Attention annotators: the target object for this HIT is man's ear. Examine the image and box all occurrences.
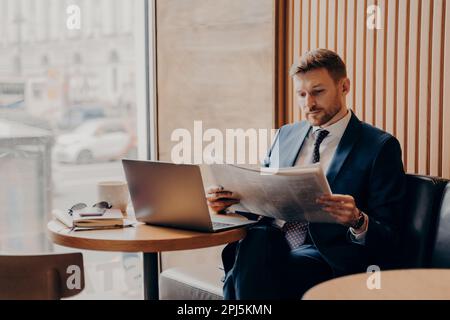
[342,78,351,95]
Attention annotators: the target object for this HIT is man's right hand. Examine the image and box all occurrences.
[206,185,240,214]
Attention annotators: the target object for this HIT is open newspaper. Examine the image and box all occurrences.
[208,163,337,223]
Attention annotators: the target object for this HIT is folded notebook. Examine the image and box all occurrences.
[72,208,124,227]
[53,208,132,230]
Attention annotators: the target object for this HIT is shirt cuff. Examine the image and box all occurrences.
[348,216,369,245]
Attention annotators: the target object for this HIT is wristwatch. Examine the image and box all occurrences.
[351,210,366,230]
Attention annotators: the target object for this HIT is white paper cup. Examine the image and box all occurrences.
[97,181,129,216]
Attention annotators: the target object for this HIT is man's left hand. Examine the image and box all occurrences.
[316,194,364,230]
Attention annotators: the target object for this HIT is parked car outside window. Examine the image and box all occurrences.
[53,118,136,164]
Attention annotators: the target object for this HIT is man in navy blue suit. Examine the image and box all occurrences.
[207,49,406,300]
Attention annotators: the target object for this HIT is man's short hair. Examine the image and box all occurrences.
[289,48,347,82]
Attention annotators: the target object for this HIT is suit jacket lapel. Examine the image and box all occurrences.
[326,112,362,187]
[281,122,312,167]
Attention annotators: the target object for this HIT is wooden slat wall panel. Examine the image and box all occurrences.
[355,0,366,121]
[443,0,450,178]
[418,0,432,175]
[346,0,357,114]
[285,0,450,179]
[292,0,301,122]
[287,0,296,124]
[292,0,302,122]
[430,0,444,177]
[319,0,328,48]
[396,0,409,170]
[301,0,311,52]
[336,0,347,60]
[385,0,397,136]
[406,0,420,173]
[328,0,337,51]
[310,0,319,49]
[365,0,376,125]
[384,1,399,135]
[375,0,387,130]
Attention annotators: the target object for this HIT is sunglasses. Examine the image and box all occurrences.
[68,201,112,216]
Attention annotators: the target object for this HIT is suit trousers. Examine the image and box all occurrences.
[222,223,334,300]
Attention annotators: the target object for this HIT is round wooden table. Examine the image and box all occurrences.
[47,220,246,300]
[302,269,450,300]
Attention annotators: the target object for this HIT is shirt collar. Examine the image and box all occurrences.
[312,109,352,140]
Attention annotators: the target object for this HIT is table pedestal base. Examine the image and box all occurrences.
[143,252,159,300]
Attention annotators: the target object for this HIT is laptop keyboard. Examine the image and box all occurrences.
[212,221,235,229]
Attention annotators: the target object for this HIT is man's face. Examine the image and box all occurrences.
[293,68,348,127]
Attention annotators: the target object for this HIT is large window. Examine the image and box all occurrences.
[0,0,148,299]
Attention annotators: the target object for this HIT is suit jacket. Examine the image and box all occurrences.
[262,111,406,276]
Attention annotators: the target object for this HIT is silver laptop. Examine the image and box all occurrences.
[122,159,257,232]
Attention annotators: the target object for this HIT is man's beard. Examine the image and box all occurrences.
[320,104,341,125]
[308,102,342,126]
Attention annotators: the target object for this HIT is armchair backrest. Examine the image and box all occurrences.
[431,182,450,267]
[399,175,448,268]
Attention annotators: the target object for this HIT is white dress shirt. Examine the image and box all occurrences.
[295,109,352,171]
[294,110,368,245]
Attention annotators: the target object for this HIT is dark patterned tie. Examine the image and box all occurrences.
[283,129,330,249]
[311,129,330,163]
